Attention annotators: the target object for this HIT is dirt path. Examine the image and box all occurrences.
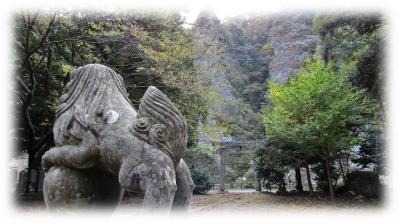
[190,192,381,212]
[16,191,381,212]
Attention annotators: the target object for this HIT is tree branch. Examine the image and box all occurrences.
[20,13,55,69]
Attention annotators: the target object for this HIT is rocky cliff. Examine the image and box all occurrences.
[193,12,320,144]
[193,10,237,144]
[268,15,320,83]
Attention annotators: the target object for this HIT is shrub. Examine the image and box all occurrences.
[192,169,213,194]
[244,183,255,189]
[184,145,219,183]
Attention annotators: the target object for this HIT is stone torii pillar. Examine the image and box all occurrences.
[219,147,226,192]
[218,143,243,192]
[217,139,267,192]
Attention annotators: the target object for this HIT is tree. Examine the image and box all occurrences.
[263,56,376,201]
[313,14,384,101]
[14,13,62,192]
[254,145,290,192]
[184,145,219,182]
[191,170,214,194]
[351,124,384,172]
[184,145,218,194]
[13,10,210,192]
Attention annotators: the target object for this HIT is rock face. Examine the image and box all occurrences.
[192,13,320,189]
[269,15,320,83]
[193,10,237,144]
[346,171,381,198]
[42,64,194,211]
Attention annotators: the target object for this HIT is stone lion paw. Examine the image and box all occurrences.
[41,148,57,170]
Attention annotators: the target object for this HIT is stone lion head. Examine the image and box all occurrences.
[53,64,136,146]
[131,86,188,167]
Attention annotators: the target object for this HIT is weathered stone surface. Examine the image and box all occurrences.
[43,166,123,210]
[17,169,28,193]
[172,160,195,210]
[10,169,18,192]
[38,170,45,192]
[42,64,194,211]
[193,10,237,145]
[346,171,380,198]
[269,15,319,83]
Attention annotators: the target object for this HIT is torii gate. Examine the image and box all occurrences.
[214,139,267,192]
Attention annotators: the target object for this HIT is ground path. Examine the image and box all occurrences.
[190,190,380,212]
[16,189,380,212]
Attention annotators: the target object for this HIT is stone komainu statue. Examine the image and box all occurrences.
[42,64,194,211]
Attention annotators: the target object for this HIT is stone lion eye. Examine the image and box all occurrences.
[149,124,168,143]
[133,117,150,134]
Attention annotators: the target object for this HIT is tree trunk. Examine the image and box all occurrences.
[305,164,314,194]
[44,44,52,99]
[219,148,225,192]
[295,167,303,192]
[255,173,261,191]
[338,157,348,186]
[34,168,40,192]
[325,146,335,202]
[25,152,34,193]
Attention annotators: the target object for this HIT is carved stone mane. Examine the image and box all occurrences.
[134,86,188,167]
[53,64,135,146]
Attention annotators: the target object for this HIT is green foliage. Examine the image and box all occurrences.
[261,56,378,196]
[184,145,219,185]
[191,169,213,194]
[312,15,335,33]
[244,183,255,189]
[254,146,289,187]
[311,162,339,192]
[264,56,374,159]
[312,14,385,174]
[313,14,384,101]
[351,124,384,172]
